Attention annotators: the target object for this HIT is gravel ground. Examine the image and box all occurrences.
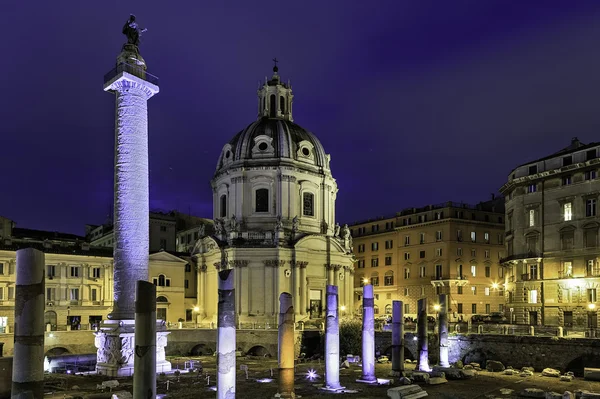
[41,356,600,398]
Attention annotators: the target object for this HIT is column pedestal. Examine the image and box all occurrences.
[95,320,171,377]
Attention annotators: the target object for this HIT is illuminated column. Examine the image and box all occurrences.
[198,266,207,318]
[293,265,300,316]
[390,300,404,376]
[416,298,430,372]
[438,294,450,367]
[358,284,376,383]
[133,281,156,399]
[217,269,236,398]
[12,248,45,399]
[277,293,295,398]
[104,62,158,320]
[300,264,307,315]
[324,285,343,390]
[349,271,355,313]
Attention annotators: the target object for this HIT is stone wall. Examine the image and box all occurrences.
[375,331,600,374]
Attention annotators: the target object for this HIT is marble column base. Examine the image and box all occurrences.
[94,319,171,377]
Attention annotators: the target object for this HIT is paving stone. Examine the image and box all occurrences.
[427,377,448,385]
[560,375,573,382]
[546,392,563,399]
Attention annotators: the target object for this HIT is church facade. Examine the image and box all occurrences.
[192,65,355,323]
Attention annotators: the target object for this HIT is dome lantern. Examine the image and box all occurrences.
[257,58,294,122]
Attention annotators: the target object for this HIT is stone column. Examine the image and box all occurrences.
[133,281,156,399]
[323,285,343,390]
[105,61,159,321]
[416,298,430,372]
[300,265,307,316]
[198,266,206,318]
[438,294,450,367]
[390,300,404,376]
[358,284,376,383]
[277,293,295,398]
[12,248,45,399]
[97,46,162,377]
[217,269,236,398]
[293,265,300,316]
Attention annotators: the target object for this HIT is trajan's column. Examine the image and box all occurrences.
[95,14,170,376]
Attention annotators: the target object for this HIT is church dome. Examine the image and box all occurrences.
[216,117,330,172]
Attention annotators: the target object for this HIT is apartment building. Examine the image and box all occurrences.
[350,199,505,319]
[0,215,194,331]
[500,138,600,327]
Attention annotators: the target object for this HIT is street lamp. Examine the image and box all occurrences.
[340,305,346,317]
[588,303,596,311]
[491,282,499,290]
[193,306,200,328]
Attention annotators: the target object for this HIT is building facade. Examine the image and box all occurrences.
[0,216,194,331]
[500,138,600,327]
[191,65,354,324]
[350,199,505,320]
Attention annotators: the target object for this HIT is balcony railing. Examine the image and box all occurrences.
[500,251,542,264]
[558,270,574,279]
[104,63,159,86]
[431,274,468,281]
[521,274,539,281]
[586,271,600,277]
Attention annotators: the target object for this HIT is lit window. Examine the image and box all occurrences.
[484,232,489,243]
[564,203,572,221]
[404,235,410,246]
[419,266,426,278]
[471,231,476,242]
[484,287,490,296]
[471,286,477,295]
[529,209,535,227]
[529,289,538,304]
[404,268,410,279]
[471,265,477,277]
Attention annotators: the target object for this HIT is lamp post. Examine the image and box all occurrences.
[193,306,199,328]
[340,305,346,318]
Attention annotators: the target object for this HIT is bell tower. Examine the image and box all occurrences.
[257,58,294,122]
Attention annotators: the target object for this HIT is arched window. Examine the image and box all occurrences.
[255,188,269,213]
[280,96,285,114]
[374,305,380,315]
[384,271,394,286]
[303,192,314,216]
[269,95,276,118]
[220,195,227,218]
[371,272,379,287]
[358,274,365,287]
[385,304,392,314]
[158,275,165,286]
[156,296,169,303]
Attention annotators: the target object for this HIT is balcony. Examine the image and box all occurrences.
[586,271,600,278]
[558,270,574,279]
[104,63,159,86]
[521,274,539,281]
[430,275,469,286]
[499,251,542,264]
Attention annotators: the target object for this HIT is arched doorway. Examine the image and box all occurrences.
[44,311,57,331]
[157,296,169,323]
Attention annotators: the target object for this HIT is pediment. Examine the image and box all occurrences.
[149,251,187,263]
[295,235,347,253]
[470,259,478,265]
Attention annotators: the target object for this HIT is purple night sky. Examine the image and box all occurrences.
[2,1,600,235]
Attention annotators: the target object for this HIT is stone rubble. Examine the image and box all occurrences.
[521,388,547,398]
[387,384,428,399]
[486,360,505,372]
[585,368,600,382]
[542,368,561,378]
